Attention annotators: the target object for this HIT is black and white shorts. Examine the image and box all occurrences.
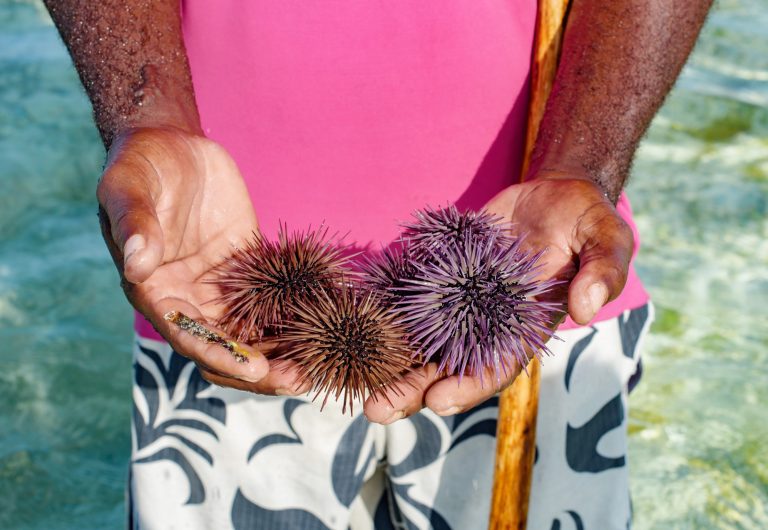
[129,303,653,529]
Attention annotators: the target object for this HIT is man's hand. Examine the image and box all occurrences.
[363,177,633,424]
[99,127,308,395]
[44,2,308,394]
[484,177,633,325]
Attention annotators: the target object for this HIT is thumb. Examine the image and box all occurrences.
[97,163,164,284]
[568,208,634,325]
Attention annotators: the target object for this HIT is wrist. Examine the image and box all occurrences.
[526,153,623,204]
[99,64,203,148]
[106,125,205,174]
[518,174,619,221]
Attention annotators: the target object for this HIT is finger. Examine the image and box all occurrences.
[96,162,164,283]
[363,364,441,425]
[198,360,312,396]
[569,209,634,325]
[145,296,270,383]
[425,361,523,416]
[257,360,314,395]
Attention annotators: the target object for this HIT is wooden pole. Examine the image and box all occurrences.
[488,1,570,529]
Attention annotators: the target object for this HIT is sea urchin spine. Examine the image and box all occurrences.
[359,245,418,302]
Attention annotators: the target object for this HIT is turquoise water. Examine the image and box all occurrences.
[0,0,765,528]
[626,1,768,527]
[0,1,132,528]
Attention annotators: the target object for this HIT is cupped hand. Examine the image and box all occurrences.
[364,176,633,424]
[98,127,309,395]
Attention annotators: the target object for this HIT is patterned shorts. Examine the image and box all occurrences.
[129,303,653,529]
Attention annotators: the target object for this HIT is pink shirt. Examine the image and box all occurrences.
[135,1,648,339]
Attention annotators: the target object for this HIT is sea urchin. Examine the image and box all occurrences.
[403,205,511,256]
[394,207,562,383]
[274,286,415,414]
[209,226,349,341]
[359,245,417,302]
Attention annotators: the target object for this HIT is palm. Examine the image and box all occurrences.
[99,128,293,391]
[133,132,258,325]
[485,180,589,288]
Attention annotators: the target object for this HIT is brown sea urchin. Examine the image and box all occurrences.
[274,286,415,414]
[209,226,349,341]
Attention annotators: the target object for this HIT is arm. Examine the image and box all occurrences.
[530,0,713,202]
[496,0,713,327]
[45,1,306,394]
[365,0,712,423]
[43,0,200,145]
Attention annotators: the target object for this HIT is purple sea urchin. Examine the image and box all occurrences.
[274,286,415,414]
[209,226,349,341]
[359,245,417,301]
[396,210,561,383]
[403,205,510,256]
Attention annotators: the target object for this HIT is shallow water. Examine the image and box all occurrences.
[0,2,132,528]
[0,0,766,528]
[626,1,768,527]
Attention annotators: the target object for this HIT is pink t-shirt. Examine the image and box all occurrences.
[135,1,647,339]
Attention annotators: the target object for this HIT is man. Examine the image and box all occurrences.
[44,1,710,528]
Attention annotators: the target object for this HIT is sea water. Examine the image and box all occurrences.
[627,1,768,527]
[0,0,766,528]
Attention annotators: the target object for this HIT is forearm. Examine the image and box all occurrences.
[529,0,712,202]
[44,0,201,147]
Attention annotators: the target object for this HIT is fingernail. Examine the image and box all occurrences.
[437,406,462,417]
[124,234,145,265]
[235,353,265,382]
[241,359,267,383]
[587,283,608,319]
[382,410,405,425]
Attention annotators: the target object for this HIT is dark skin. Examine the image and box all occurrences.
[45,0,711,423]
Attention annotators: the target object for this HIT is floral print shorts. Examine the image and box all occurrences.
[128,303,653,529]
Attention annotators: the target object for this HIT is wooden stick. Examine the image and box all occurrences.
[488,1,570,528]
[520,0,572,180]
